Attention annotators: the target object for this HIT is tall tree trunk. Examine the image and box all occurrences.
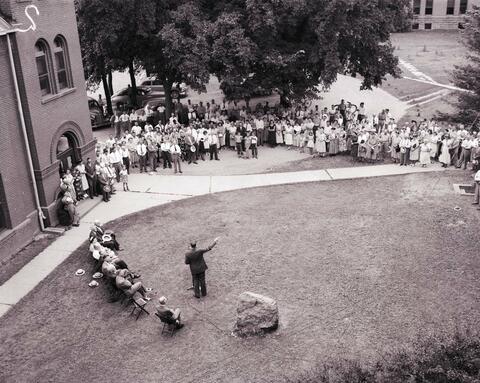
[101,73,113,116]
[164,82,173,120]
[107,70,113,96]
[279,92,290,108]
[128,60,137,108]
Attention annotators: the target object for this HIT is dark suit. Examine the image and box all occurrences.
[185,247,212,298]
[97,173,110,202]
[85,163,96,198]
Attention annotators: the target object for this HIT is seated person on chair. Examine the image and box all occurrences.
[157,296,184,329]
[91,241,130,271]
[115,269,150,300]
[89,220,121,251]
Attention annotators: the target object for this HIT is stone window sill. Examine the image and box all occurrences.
[41,87,76,104]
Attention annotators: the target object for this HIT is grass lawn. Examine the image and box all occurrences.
[0,233,59,286]
[390,30,466,85]
[0,171,479,383]
[381,30,466,123]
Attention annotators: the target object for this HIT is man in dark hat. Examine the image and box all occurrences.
[185,237,219,298]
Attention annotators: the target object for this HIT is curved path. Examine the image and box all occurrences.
[0,163,444,317]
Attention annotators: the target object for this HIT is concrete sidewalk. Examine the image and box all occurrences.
[0,163,444,317]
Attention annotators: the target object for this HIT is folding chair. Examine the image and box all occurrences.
[130,297,150,320]
[155,312,177,336]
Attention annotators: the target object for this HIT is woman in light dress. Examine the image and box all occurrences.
[409,135,420,166]
[439,134,451,167]
[293,123,302,148]
[329,129,339,156]
[419,140,431,167]
[284,123,294,149]
[306,130,315,155]
[338,128,347,153]
[75,161,89,198]
[275,121,284,145]
[390,131,401,163]
[315,128,327,157]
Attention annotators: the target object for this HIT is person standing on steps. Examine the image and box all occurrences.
[185,237,219,299]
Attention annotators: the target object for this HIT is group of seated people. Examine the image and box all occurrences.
[87,220,183,329]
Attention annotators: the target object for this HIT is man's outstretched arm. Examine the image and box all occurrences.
[205,237,219,252]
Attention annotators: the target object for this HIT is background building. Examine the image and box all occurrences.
[412,0,480,29]
[0,0,95,262]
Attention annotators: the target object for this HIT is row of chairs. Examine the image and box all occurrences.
[89,240,179,334]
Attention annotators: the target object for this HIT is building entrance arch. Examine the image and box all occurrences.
[56,131,80,175]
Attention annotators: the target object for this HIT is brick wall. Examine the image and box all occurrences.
[0,0,96,257]
[0,36,38,228]
[0,35,41,263]
[1,0,95,222]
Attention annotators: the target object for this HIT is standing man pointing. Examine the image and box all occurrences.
[185,237,219,299]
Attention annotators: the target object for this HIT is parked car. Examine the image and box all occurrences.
[143,98,166,111]
[88,97,110,130]
[139,78,187,99]
[111,85,164,111]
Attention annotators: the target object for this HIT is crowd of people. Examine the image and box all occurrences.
[58,97,480,228]
[97,98,480,175]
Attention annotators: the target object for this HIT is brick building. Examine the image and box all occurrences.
[412,0,480,29]
[0,0,95,261]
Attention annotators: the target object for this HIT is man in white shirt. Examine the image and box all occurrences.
[119,111,130,136]
[136,139,147,173]
[129,111,138,125]
[160,139,172,169]
[120,143,130,174]
[457,135,473,170]
[208,131,220,161]
[109,145,123,182]
[131,122,142,136]
[255,117,264,146]
[399,135,411,166]
[170,141,182,174]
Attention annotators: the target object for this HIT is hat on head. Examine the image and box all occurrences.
[159,296,167,305]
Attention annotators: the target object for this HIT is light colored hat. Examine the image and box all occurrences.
[158,296,167,305]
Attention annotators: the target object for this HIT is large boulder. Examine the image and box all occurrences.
[233,292,279,337]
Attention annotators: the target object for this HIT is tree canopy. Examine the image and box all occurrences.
[205,0,405,106]
[77,0,408,115]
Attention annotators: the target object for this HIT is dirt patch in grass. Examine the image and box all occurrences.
[0,171,479,383]
[0,233,59,285]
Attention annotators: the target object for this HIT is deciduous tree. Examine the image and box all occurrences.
[451,5,480,126]
[205,0,403,106]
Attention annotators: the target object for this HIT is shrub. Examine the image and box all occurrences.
[286,331,480,383]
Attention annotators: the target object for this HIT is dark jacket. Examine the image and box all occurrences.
[185,248,211,275]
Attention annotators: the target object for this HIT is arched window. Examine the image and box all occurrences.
[35,40,54,96]
[53,35,72,90]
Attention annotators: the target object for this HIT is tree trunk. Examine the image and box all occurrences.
[102,73,113,116]
[280,92,290,108]
[107,70,113,97]
[128,60,137,108]
[164,82,173,121]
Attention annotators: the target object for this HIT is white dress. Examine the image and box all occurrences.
[439,139,451,165]
[419,143,431,165]
[284,126,293,146]
[76,164,89,190]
